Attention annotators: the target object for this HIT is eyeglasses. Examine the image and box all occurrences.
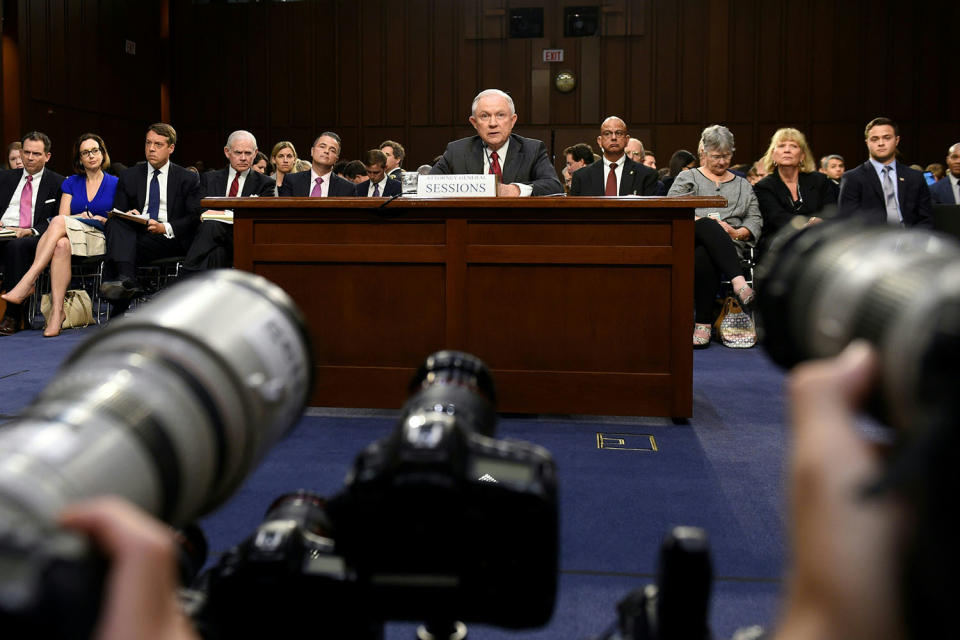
[625,150,642,158]
[706,152,733,161]
[79,148,102,158]
[600,130,628,139]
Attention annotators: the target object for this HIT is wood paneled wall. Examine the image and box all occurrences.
[5,1,957,174]
[3,0,163,174]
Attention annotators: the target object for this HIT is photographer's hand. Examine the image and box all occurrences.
[776,342,906,640]
[59,497,199,640]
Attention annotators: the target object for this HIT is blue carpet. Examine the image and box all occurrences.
[0,327,788,637]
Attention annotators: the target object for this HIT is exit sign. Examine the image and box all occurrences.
[543,49,564,62]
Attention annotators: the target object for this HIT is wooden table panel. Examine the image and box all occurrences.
[215,196,725,417]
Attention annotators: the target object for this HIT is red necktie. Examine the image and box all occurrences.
[228,172,240,197]
[605,162,617,196]
[19,174,33,227]
[489,151,502,180]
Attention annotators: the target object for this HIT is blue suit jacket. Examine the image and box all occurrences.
[930,176,958,205]
[355,177,402,197]
[430,133,563,196]
[279,170,357,197]
[837,160,932,228]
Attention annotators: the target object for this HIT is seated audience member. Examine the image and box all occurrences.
[431,89,563,196]
[642,150,657,169]
[746,165,763,185]
[819,154,845,184]
[925,163,944,182]
[6,141,23,169]
[657,167,670,181]
[333,160,348,179]
[929,143,959,204]
[752,159,769,181]
[565,142,595,176]
[753,128,838,257]
[837,117,932,227]
[356,149,402,197]
[294,159,312,173]
[342,160,368,184]
[624,138,645,165]
[181,130,276,276]
[278,132,355,197]
[2,133,118,337]
[561,166,572,193]
[662,149,696,192]
[0,131,64,335]
[667,125,760,348]
[99,123,201,316]
[252,151,271,174]
[270,141,298,191]
[570,116,659,196]
[379,140,406,181]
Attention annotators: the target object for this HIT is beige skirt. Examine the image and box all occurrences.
[63,216,106,257]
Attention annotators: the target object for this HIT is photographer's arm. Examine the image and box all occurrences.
[59,497,199,640]
[775,342,906,640]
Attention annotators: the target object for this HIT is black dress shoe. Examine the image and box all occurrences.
[100,279,142,301]
[0,315,20,336]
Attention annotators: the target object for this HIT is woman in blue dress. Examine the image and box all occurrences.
[1,133,118,336]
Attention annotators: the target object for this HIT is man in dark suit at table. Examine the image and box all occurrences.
[99,123,202,315]
[379,140,406,182]
[837,117,932,227]
[0,131,64,335]
[356,149,402,197]
[278,132,356,197]
[181,130,276,276]
[570,117,659,197]
[430,89,563,197]
[930,143,960,205]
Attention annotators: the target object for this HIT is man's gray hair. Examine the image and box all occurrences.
[820,153,844,168]
[698,125,735,154]
[471,89,515,118]
[226,130,257,150]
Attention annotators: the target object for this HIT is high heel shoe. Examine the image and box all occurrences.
[1,279,37,305]
[693,323,712,349]
[43,310,66,338]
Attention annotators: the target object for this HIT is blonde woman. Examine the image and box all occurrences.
[753,128,838,257]
[270,141,298,190]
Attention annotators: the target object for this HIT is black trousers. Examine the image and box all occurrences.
[0,234,40,321]
[694,217,745,324]
[182,221,232,274]
[103,217,189,281]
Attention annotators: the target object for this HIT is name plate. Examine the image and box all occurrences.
[416,174,498,198]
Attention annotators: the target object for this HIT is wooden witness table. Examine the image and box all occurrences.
[205,195,725,418]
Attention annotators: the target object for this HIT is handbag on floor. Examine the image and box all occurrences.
[713,296,756,348]
[41,289,95,330]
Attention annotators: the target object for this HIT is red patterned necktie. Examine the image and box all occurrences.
[605,162,617,196]
[228,172,240,197]
[489,151,502,180]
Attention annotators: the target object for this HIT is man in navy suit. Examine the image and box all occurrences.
[181,130,276,275]
[570,117,659,197]
[355,149,402,197]
[930,143,960,205]
[379,140,405,182]
[837,117,932,227]
[0,131,64,335]
[431,89,563,196]
[100,123,202,315]
[278,132,356,197]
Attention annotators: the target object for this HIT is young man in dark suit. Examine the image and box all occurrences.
[181,130,276,275]
[430,89,563,197]
[379,140,405,182]
[0,131,64,335]
[278,132,357,197]
[837,117,932,227]
[930,143,960,205]
[570,117,659,197]
[355,149,402,197]
[100,123,202,315]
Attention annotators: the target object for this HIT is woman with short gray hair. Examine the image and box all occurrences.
[668,124,762,348]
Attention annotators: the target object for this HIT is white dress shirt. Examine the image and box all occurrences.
[602,154,627,195]
[309,168,333,197]
[482,138,533,197]
[2,168,46,232]
[143,161,177,238]
[869,157,900,222]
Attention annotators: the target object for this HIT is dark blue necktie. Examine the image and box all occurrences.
[147,168,160,219]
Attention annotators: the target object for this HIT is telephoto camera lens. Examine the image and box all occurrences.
[0,270,314,635]
[756,218,960,432]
